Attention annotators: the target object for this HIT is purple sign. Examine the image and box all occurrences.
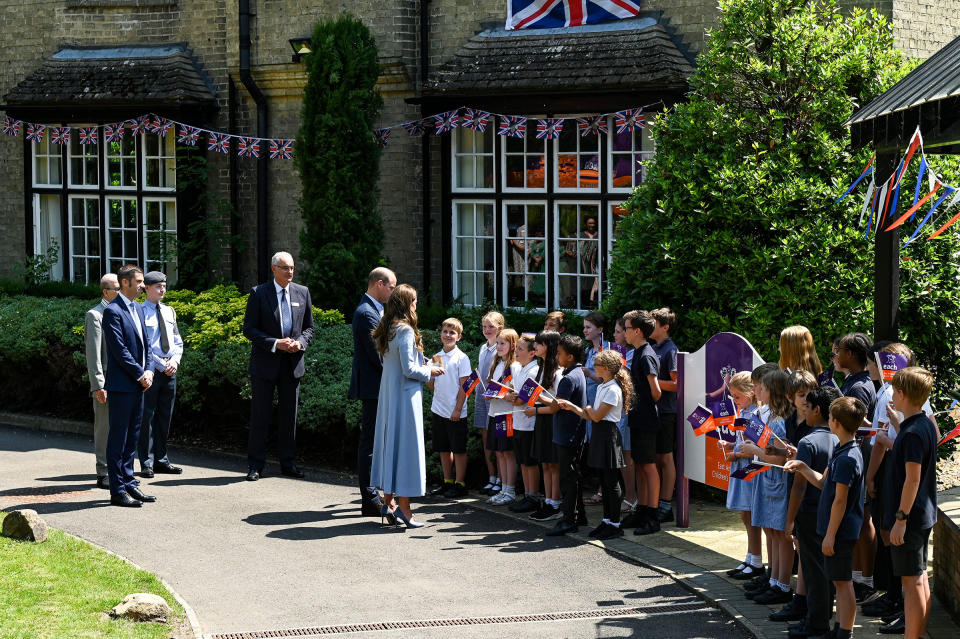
[875,352,909,383]
[704,333,756,417]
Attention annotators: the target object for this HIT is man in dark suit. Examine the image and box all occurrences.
[349,267,396,516]
[103,264,157,507]
[242,251,315,481]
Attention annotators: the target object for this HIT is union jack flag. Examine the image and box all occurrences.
[50,127,71,146]
[154,117,174,137]
[461,109,490,132]
[577,116,607,137]
[498,116,527,138]
[237,137,260,158]
[401,119,426,136]
[2,116,21,137]
[208,132,230,154]
[434,110,459,134]
[104,123,125,143]
[373,128,390,148]
[78,127,98,145]
[614,108,645,133]
[177,125,201,146]
[536,118,563,140]
[25,123,45,143]
[507,0,642,30]
[128,116,148,135]
[269,139,293,160]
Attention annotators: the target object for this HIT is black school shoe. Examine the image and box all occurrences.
[746,585,772,600]
[769,595,808,621]
[726,563,747,577]
[754,587,794,605]
[509,495,540,513]
[733,564,765,580]
[878,614,905,634]
[744,575,771,592]
[862,592,902,617]
[853,581,876,603]
[596,524,624,540]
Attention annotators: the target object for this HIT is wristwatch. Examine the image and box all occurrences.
[895,509,908,521]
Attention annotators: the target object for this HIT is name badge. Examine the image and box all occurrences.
[291,302,300,307]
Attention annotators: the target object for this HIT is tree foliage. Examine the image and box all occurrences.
[296,14,384,314]
[606,0,960,394]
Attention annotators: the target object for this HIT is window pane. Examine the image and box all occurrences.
[479,238,494,270]
[557,155,577,188]
[505,155,524,188]
[505,135,524,153]
[456,156,475,189]
[457,204,475,236]
[479,204,493,235]
[479,156,493,189]
[612,127,632,152]
[558,275,578,309]
[527,155,545,188]
[457,238,475,270]
[457,272,476,306]
[456,127,474,153]
[580,155,599,188]
[612,153,633,189]
[558,125,577,153]
[580,134,598,152]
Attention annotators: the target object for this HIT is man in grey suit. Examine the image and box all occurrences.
[85,273,120,490]
[138,271,185,478]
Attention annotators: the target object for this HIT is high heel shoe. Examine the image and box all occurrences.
[392,507,424,529]
[380,504,397,526]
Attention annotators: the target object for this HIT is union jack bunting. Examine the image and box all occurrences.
[177,125,201,146]
[433,110,459,135]
[614,108,645,133]
[373,128,390,148]
[401,119,426,136]
[498,116,527,138]
[2,116,21,137]
[269,139,293,160]
[461,109,490,132]
[145,116,162,134]
[506,0,642,30]
[237,137,260,158]
[78,127,98,145]
[535,118,563,140]
[50,127,71,146]
[207,132,230,154]
[577,116,607,137]
[128,116,148,135]
[155,117,174,137]
[25,123,45,143]
[104,123,125,143]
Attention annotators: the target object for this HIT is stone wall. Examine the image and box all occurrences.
[892,0,960,59]
[933,489,960,623]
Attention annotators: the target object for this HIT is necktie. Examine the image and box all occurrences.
[129,302,145,365]
[157,303,171,354]
[281,289,293,338]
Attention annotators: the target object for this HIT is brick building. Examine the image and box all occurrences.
[0,1,958,311]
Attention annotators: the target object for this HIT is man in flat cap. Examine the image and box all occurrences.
[138,270,184,478]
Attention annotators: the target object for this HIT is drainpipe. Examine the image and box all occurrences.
[420,0,432,297]
[239,0,270,283]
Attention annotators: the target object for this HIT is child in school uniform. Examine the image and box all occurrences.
[740,369,793,605]
[582,312,610,505]
[882,367,938,639]
[545,335,588,537]
[787,396,868,639]
[612,317,637,513]
[528,330,563,521]
[543,311,567,334]
[557,349,634,541]
[507,334,541,513]
[426,318,472,498]
[476,312,504,496]
[485,328,519,505]
[651,308,679,523]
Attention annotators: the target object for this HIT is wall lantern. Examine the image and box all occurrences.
[289,37,312,63]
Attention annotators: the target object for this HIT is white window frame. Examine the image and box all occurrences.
[501,128,547,193]
[32,136,62,187]
[552,117,602,193]
[502,200,548,310]
[68,195,101,284]
[451,199,496,306]
[105,196,140,273]
[142,132,176,191]
[67,126,100,190]
[451,127,495,193]
[103,132,138,191]
[143,197,178,279]
[553,200,602,311]
[607,118,655,193]
[32,193,64,280]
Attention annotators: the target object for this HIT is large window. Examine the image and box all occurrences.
[28,129,178,284]
[448,111,655,311]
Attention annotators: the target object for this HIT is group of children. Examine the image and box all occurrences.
[720,327,939,639]
[425,308,679,540]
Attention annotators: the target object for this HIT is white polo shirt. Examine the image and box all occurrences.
[511,359,540,432]
[430,346,472,418]
[594,379,624,423]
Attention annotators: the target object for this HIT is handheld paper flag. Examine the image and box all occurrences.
[517,377,551,406]
[483,379,513,399]
[493,413,513,438]
[817,369,836,388]
[743,414,773,448]
[687,404,716,436]
[610,342,628,365]
[938,425,960,447]
[857,427,878,440]
[461,369,484,398]
[875,352,909,383]
[730,462,768,481]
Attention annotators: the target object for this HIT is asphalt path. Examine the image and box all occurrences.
[0,425,750,638]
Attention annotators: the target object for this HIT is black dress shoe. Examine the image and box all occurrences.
[576,514,589,526]
[881,609,904,625]
[154,463,183,474]
[755,587,793,605]
[746,585,772,600]
[140,467,155,478]
[733,564,765,580]
[128,487,157,503]
[361,502,384,517]
[280,465,305,478]
[246,469,261,481]
[545,520,578,536]
[111,493,142,508]
[596,524,624,540]
[769,596,807,621]
[878,615,905,634]
[96,476,110,490]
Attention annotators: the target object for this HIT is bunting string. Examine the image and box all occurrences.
[836,126,960,244]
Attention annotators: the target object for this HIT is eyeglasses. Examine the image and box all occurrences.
[275,266,295,272]
[104,287,120,291]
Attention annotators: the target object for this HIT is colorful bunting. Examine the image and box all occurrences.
[50,127,70,146]
[104,123,125,143]
[614,108,645,133]
[461,109,490,132]
[78,127,98,145]
[269,139,293,160]
[128,116,148,135]
[401,119,426,136]
[237,137,260,158]
[25,123,45,143]
[576,116,607,136]
[498,116,527,138]
[177,125,201,146]
[434,110,459,134]
[208,132,230,154]
[535,118,563,140]
[373,128,391,148]
[2,116,21,137]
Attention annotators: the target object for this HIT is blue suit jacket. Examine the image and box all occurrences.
[103,296,153,393]
[349,295,383,400]
[242,281,314,380]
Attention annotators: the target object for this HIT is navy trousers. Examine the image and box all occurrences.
[107,390,144,496]
[357,398,380,507]
[248,373,300,470]
[139,372,176,470]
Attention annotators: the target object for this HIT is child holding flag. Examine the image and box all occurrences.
[582,312,610,505]
[557,349,634,540]
[485,328,519,504]
[476,312,504,496]
[506,334,541,513]
[528,330,563,521]
[426,318,472,498]
[612,317,637,513]
[651,308,680,523]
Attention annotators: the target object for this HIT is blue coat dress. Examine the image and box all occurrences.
[370,323,432,497]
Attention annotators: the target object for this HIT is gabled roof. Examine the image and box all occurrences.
[847,33,960,126]
[423,17,693,98]
[3,44,217,110]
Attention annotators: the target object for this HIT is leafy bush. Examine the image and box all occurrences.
[0,278,100,299]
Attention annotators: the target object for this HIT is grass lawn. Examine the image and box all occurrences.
[0,512,186,639]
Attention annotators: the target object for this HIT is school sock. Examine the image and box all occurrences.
[862,575,874,588]
[775,580,790,592]
[658,499,671,512]
[489,475,497,484]
[444,478,454,485]
[852,570,863,584]
[609,520,620,528]
[502,485,515,497]
[835,629,851,639]
[455,481,465,487]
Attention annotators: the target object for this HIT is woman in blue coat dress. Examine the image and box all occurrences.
[370,284,444,528]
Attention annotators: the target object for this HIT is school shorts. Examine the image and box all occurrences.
[513,430,537,466]
[655,412,677,455]
[432,414,467,454]
[823,538,857,581]
[891,526,932,577]
[630,428,658,465]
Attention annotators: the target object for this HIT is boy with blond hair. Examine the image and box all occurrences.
[428,318,472,498]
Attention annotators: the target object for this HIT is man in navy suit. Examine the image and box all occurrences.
[242,251,315,481]
[349,267,396,516]
[103,264,157,507]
